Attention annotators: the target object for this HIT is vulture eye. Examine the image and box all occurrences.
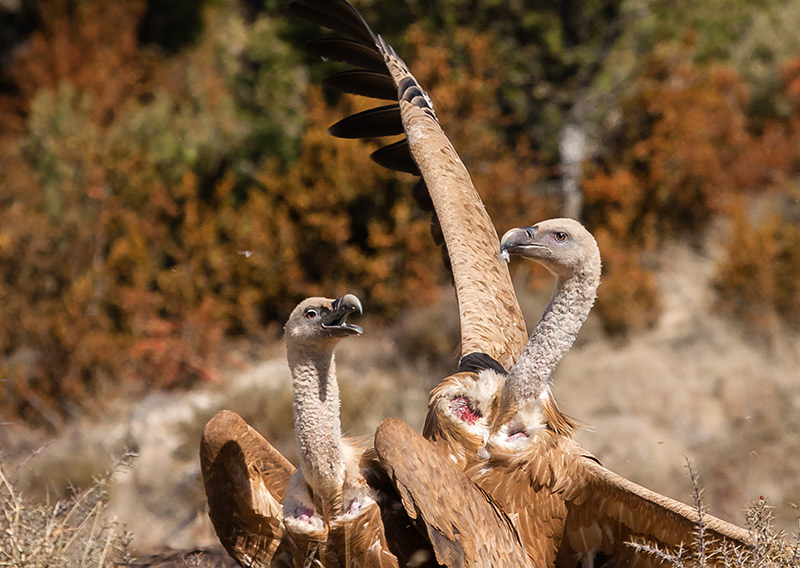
[305,309,318,319]
[554,232,568,243]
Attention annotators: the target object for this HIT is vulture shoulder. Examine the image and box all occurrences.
[290,0,528,369]
[374,417,534,568]
[422,368,505,470]
[200,409,295,568]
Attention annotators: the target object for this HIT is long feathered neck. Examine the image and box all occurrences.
[287,342,345,507]
[495,265,599,424]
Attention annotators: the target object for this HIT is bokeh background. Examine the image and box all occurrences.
[1,0,798,557]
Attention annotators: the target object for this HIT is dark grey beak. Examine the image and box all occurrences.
[499,226,538,262]
[323,294,363,336]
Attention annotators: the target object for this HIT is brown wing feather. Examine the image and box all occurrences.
[200,410,295,568]
[468,425,751,568]
[374,418,534,568]
[560,444,753,562]
[468,429,572,568]
[375,36,528,368]
[327,501,399,568]
[292,0,528,368]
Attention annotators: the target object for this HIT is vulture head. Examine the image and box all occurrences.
[284,294,363,350]
[499,218,600,280]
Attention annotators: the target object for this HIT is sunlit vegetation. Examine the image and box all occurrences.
[1,0,799,426]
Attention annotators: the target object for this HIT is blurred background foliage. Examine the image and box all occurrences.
[1,0,799,426]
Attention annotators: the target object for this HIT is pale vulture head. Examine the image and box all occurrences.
[283,294,363,351]
[499,218,601,280]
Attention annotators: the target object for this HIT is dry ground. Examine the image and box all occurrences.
[1,239,798,557]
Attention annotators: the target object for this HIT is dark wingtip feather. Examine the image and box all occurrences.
[323,69,397,100]
[289,0,377,46]
[371,139,420,174]
[411,179,434,212]
[457,352,508,375]
[328,104,403,139]
[305,37,386,72]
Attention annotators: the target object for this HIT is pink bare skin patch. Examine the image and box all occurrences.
[298,506,316,523]
[450,395,482,425]
[506,430,528,441]
[346,499,362,515]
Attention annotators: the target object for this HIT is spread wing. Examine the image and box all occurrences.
[199,410,295,568]
[559,444,753,564]
[374,418,533,568]
[290,0,528,369]
[470,434,751,567]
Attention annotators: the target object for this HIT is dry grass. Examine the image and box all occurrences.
[2,453,796,567]
[0,241,796,561]
[629,459,800,568]
[0,453,136,567]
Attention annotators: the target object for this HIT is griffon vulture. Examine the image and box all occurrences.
[465,220,753,568]
[201,295,531,567]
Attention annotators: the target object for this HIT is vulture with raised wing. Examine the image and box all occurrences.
[289,0,529,472]
[294,2,752,566]
[466,219,753,567]
[201,295,531,568]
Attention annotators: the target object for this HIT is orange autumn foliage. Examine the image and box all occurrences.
[0,8,547,425]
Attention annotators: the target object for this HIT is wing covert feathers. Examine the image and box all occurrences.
[294,0,528,368]
[472,432,752,568]
[374,418,533,568]
[572,453,754,548]
[200,410,294,568]
[327,502,399,568]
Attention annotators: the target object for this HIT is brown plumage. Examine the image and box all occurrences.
[202,296,530,567]
[462,220,753,568]
[290,0,529,485]
[200,409,294,568]
[373,418,532,568]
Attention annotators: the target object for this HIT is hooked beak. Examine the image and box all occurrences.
[323,294,363,336]
[499,226,544,262]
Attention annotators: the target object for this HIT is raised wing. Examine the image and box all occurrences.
[467,429,751,568]
[559,446,753,565]
[200,410,295,568]
[290,0,528,370]
[374,417,534,567]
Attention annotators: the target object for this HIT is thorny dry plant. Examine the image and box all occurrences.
[628,458,800,568]
[0,452,137,568]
